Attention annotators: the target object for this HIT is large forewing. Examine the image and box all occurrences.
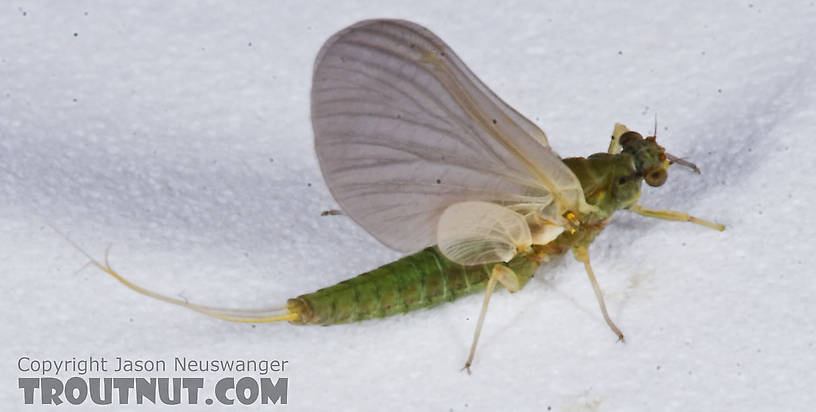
[312,19,585,252]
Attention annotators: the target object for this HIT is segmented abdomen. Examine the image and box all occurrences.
[287,246,540,325]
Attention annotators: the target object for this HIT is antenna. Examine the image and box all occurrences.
[653,113,658,138]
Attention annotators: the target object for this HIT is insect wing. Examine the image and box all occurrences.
[437,201,532,266]
[312,19,588,252]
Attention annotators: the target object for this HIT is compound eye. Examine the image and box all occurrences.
[619,131,643,146]
[645,168,667,186]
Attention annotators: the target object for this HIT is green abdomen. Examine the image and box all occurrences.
[288,247,540,325]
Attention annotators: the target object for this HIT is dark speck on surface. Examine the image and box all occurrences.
[73,32,78,37]
[248,42,252,47]
[307,183,312,187]
[618,50,623,55]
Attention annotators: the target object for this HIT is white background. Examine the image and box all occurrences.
[2,1,815,411]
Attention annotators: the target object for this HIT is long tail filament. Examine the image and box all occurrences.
[56,229,300,323]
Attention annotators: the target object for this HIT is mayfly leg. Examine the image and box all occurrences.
[463,264,520,373]
[628,204,725,231]
[573,247,624,341]
[607,123,630,154]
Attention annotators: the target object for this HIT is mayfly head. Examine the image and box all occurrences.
[620,131,702,187]
[619,131,670,187]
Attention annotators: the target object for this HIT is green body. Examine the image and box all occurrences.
[288,247,539,324]
[291,142,661,325]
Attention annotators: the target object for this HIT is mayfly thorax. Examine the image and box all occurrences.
[69,19,724,371]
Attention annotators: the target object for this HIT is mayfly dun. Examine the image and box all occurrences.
[70,19,724,371]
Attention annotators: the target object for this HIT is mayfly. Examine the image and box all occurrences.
[72,19,724,370]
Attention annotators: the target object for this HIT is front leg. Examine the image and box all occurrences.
[607,123,630,154]
[628,204,725,231]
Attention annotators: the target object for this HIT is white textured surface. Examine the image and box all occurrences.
[2,2,815,411]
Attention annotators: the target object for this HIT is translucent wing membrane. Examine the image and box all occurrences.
[437,201,532,265]
[312,19,589,252]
